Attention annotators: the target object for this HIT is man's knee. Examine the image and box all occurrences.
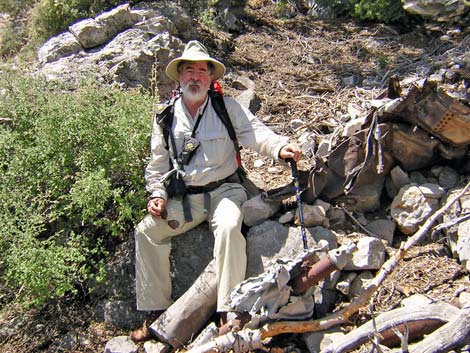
[221,216,243,233]
[134,214,170,245]
[215,222,246,252]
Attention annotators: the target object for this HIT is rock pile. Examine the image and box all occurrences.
[36,3,190,99]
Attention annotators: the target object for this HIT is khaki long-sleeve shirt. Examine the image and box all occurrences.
[145,95,289,200]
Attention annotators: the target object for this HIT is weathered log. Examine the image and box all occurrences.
[217,244,355,335]
[321,299,460,352]
[150,260,217,348]
[406,305,470,353]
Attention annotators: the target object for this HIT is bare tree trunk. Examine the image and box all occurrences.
[407,305,470,353]
[150,261,217,348]
[322,300,460,353]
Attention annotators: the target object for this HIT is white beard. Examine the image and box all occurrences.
[181,80,208,103]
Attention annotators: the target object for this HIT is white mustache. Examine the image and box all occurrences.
[188,80,201,86]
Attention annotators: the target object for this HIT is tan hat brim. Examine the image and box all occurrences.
[165,57,226,82]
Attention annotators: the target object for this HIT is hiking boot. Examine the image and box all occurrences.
[130,310,164,343]
[130,320,153,343]
[218,311,251,336]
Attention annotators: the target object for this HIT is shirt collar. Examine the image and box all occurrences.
[180,95,209,118]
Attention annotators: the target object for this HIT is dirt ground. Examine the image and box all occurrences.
[1,2,469,353]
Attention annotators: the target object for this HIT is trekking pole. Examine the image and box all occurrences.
[286,158,308,251]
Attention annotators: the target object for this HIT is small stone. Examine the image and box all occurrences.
[385,177,399,199]
[104,336,138,353]
[317,139,333,158]
[253,159,264,168]
[267,167,281,174]
[349,271,374,298]
[144,340,170,353]
[336,272,358,295]
[342,75,359,86]
[365,219,396,245]
[290,118,304,130]
[296,204,329,227]
[418,183,446,198]
[327,207,346,227]
[390,165,410,190]
[430,165,444,178]
[391,184,441,235]
[409,171,427,184]
[438,166,460,189]
[242,195,281,227]
[313,199,331,212]
[279,210,295,224]
[344,237,386,270]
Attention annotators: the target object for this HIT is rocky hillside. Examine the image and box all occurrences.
[1,1,469,353]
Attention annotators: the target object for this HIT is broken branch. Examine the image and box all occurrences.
[321,298,460,352]
[405,305,470,353]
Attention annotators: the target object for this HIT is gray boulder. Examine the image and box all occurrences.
[36,3,188,98]
[37,32,82,64]
[391,183,445,235]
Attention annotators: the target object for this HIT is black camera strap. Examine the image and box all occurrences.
[191,98,209,138]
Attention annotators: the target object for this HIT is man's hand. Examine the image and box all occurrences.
[279,142,302,162]
[147,197,167,218]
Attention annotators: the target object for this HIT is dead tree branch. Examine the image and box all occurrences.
[322,299,460,353]
[404,305,470,353]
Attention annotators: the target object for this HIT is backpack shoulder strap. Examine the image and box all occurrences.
[154,98,182,173]
[208,89,242,165]
[154,101,174,150]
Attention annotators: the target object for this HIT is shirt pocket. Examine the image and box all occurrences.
[197,130,230,167]
[172,130,188,156]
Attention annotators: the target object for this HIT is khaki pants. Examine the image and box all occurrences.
[135,183,248,312]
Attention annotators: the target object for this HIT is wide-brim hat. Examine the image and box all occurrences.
[165,40,226,82]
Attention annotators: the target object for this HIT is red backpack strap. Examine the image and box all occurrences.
[212,81,224,95]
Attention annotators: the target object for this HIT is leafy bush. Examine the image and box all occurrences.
[352,0,408,23]
[0,19,29,58]
[0,69,153,307]
[313,0,408,24]
[180,0,220,27]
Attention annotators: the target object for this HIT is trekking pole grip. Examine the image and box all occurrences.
[285,158,298,178]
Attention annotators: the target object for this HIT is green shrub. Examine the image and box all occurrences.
[313,0,408,24]
[0,69,153,307]
[180,0,220,27]
[0,20,28,58]
[352,0,407,23]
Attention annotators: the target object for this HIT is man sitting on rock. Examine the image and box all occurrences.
[131,40,301,343]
